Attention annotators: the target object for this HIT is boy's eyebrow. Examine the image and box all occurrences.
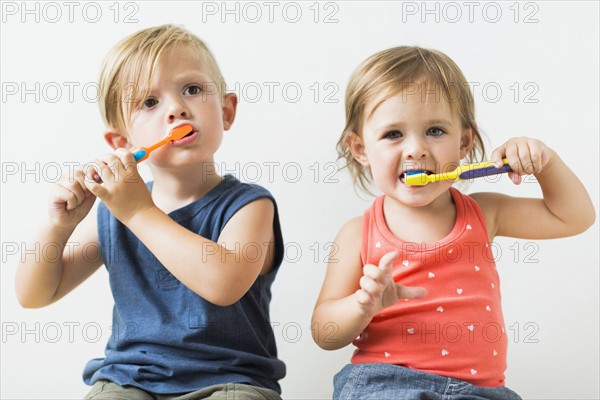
[172,71,213,82]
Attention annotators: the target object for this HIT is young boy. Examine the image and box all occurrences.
[16,24,285,399]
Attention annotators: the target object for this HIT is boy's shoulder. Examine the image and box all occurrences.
[219,175,277,204]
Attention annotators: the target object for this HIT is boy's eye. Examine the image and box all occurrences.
[143,98,158,108]
[383,130,402,140]
[427,127,446,137]
[184,85,203,95]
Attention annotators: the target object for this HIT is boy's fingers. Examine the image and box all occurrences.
[395,285,427,300]
[115,147,137,168]
[54,185,79,211]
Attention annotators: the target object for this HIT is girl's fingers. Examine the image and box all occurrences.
[359,275,380,296]
[355,289,372,306]
[363,264,383,282]
[378,251,399,275]
[508,172,522,185]
[490,145,506,168]
[395,284,427,300]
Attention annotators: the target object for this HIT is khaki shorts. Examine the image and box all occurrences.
[84,380,281,400]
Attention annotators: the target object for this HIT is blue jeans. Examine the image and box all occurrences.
[333,363,522,400]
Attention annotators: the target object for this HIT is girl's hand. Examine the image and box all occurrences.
[490,137,554,185]
[84,148,154,224]
[48,168,96,230]
[356,251,427,318]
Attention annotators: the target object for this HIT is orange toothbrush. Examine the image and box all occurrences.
[132,124,193,163]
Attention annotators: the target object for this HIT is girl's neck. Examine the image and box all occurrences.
[383,190,457,243]
[149,163,223,214]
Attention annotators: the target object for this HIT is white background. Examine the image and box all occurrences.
[1,1,598,399]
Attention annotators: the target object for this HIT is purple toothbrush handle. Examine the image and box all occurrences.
[458,163,513,180]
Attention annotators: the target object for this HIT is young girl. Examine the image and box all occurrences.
[16,25,284,399]
[312,46,595,399]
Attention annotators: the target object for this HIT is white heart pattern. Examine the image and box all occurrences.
[456,288,463,295]
[467,325,474,331]
[466,224,472,230]
[375,241,381,248]
[407,328,415,334]
[402,260,409,267]
[493,349,498,357]
[485,305,491,312]
[428,272,435,278]
[441,349,449,356]
[448,248,454,254]
[384,352,391,358]
[436,306,444,312]
[474,265,480,272]
[470,369,478,375]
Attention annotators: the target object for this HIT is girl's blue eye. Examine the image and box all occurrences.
[384,130,402,140]
[144,98,158,108]
[427,127,446,137]
[184,85,203,95]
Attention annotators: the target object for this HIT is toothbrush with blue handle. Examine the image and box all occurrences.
[404,158,512,186]
[94,124,193,183]
[132,124,193,163]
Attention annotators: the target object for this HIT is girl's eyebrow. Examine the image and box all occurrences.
[427,118,453,126]
[374,118,453,131]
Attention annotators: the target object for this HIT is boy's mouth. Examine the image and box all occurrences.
[171,130,199,146]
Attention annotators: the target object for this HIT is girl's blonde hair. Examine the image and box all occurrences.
[337,46,485,193]
[99,24,226,136]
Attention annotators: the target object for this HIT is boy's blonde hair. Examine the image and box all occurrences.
[99,24,226,136]
[338,46,485,193]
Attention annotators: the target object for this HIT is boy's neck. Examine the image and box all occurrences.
[149,164,223,214]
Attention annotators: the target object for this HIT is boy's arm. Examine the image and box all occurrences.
[473,145,595,240]
[123,198,276,307]
[16,203,103,308]
[84,150,277,306]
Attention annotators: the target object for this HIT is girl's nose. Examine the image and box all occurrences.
[403,135,428,160]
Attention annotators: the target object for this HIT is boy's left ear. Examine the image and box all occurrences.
[222,93,238,131]
[104,130,133,150]
[459,127,475,159]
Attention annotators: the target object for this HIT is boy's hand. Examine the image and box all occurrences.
[355,251,427,318]
[491,137,553,185]
[84,148,154,224]
[48,168,96,230]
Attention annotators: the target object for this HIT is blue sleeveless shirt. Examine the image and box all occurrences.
[83,175,286,394]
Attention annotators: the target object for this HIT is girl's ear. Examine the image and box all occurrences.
[459,127,475,159]
[348,132,370,166]
[222,93,238,131]
[104,130,133,150]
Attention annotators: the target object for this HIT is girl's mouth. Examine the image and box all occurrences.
[399,170,433,183]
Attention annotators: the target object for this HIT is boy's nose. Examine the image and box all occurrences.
[167,99,190,122]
